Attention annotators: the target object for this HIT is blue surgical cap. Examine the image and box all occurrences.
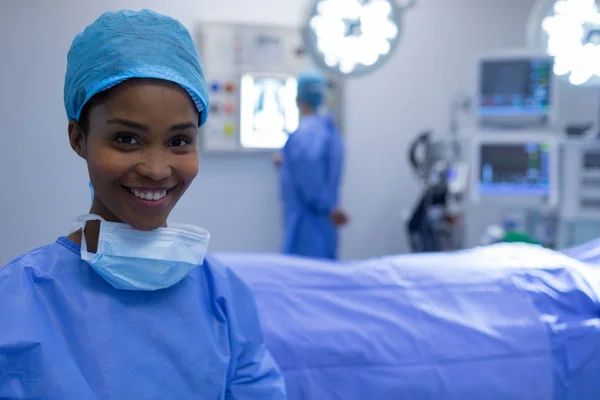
[64,9,209,126]
[297,68,326,110]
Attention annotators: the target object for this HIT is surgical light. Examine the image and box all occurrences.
[528,0,600,86]
[302,0,416,77]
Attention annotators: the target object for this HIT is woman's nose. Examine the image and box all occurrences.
[136,150,172,181]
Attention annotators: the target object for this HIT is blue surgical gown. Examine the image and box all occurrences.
[280,114,344,259]
[0,238,286,399]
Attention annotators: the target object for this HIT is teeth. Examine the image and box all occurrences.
[130,189,168,201]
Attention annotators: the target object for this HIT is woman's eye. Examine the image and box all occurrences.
[116,135,139,145]
[169,138,192,147]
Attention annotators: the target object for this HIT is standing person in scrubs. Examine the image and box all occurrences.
[278,69,348,259]
[0,9,285,399]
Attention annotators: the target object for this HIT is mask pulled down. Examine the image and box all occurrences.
[72,214,210,291]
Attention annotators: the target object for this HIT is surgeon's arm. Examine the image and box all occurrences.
[285,134,333,214]
[327,127,344,208]
[225,270,287,400]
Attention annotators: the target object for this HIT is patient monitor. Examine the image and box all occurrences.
[470,133,559,208]
[477,50,556,130]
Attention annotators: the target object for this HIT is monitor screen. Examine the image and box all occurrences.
[478,142,551,197]
[478,58,553,121]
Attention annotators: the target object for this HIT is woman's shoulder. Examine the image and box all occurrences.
[200,254,253,294]
[0,239,82,339]
[1,237,80,278]
[199,254,261,318]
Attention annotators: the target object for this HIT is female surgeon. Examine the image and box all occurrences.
[0,9,286,400]
[278,69,348,259]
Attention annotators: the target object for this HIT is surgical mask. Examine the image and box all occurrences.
[72,214,210,291]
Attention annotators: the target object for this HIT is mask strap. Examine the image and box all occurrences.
[81,228,92,261]
[70,213,104,233]
[72,214,104,261]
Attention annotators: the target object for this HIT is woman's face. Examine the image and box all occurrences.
[69,79,200,231]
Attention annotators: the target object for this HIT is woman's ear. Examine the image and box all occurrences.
[68,120,87,159]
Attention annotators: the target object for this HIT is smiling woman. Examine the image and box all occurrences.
[0,9,286,400]
[68,78,200,233]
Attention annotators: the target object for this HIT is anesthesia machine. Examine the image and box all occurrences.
[459,49,562,248]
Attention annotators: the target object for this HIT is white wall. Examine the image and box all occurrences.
[2,0,589,265]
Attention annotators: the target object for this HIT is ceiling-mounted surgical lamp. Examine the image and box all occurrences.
[527,0,600,86]
[302,0,417,77]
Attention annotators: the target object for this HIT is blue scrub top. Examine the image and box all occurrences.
[0,238,286,399]
[280,113,344,259]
